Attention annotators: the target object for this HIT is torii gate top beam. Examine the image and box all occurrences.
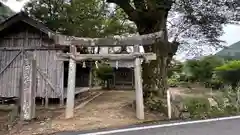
[48,31,164,47]
[56,52,156,61]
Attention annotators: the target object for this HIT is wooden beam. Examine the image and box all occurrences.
[134,45,144,120]
[0,47,63,51]
[49,30,164,46]
[56,53,156,61]
[65,45,77,119]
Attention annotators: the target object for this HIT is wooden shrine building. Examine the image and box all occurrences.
[0,12,138,103]
[107,47,135,89]
[0,12,91,102]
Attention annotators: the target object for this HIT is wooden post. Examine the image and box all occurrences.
[18,70,23,115]
[60,62,65,106]
[65,45,77,118]
[167,89,171,119]
[89,66,93,88]
[21,56,36,120]
[132,68,134,89]
[45,89,49,108]
[133,45,144,120]
[31,59,37,119]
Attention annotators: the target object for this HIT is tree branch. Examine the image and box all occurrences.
[107,0,139,22]
[133,0,146,11]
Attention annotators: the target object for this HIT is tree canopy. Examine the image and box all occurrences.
[184,55,224,82]
[24,0,136,37]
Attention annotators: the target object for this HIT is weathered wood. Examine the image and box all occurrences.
[45,89,49,108]
[0,47,63,51]
[0,50,22,76]
[24,52,59,96]
[0,14,64,99]
[167,89,172,119]
[65,45,77,119]
[89,68,93,87]
[60,59,65,106]
[56,53,156,61]
[21,58,36,120]
[37,67,57,94]
[134,45,144,120]
[132,68,134,88]
[31,59,37,118]
[49,30,164,46]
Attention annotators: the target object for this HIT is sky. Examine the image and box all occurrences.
[3,0,240,59]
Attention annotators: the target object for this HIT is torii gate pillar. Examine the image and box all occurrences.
[134,45,144,120]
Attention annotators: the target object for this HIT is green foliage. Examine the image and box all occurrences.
[215,60,240,70]
[145,97,168,115]
[167,60,186,87]
[95,63,114,82]
[168,72,180,87]
[24,0,136,37]
[184,97,211,119]
[168,78,178,87]
[184,56,224,82]
[204,73,224,90]
[168,60,183,77]
[184,96,239,119]
[215,60,240,90]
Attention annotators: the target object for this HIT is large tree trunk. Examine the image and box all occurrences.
[135,12,179,111]
[106,0,179,112]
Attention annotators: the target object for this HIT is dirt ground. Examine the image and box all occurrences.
[170,84,222,98]
[3,90,164,135]
[0,86,222,135]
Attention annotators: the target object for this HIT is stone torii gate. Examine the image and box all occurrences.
[49,31,164,120]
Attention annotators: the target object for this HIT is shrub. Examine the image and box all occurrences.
[183,95,239,119]
[145,96,168,115]
[168,78,178,87]
[168,60,183,77]
[183,56,224,82]
[168,72,180,87]
[184,97,210,119]
[204,73,224,90]
[215,60,240,90]
[179,73,188,82]
[95,62,114,89]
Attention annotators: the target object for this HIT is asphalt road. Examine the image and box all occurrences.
[57,118,240,135]
[110,118,240,135]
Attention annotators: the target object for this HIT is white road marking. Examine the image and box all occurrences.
[80,115,240,135]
